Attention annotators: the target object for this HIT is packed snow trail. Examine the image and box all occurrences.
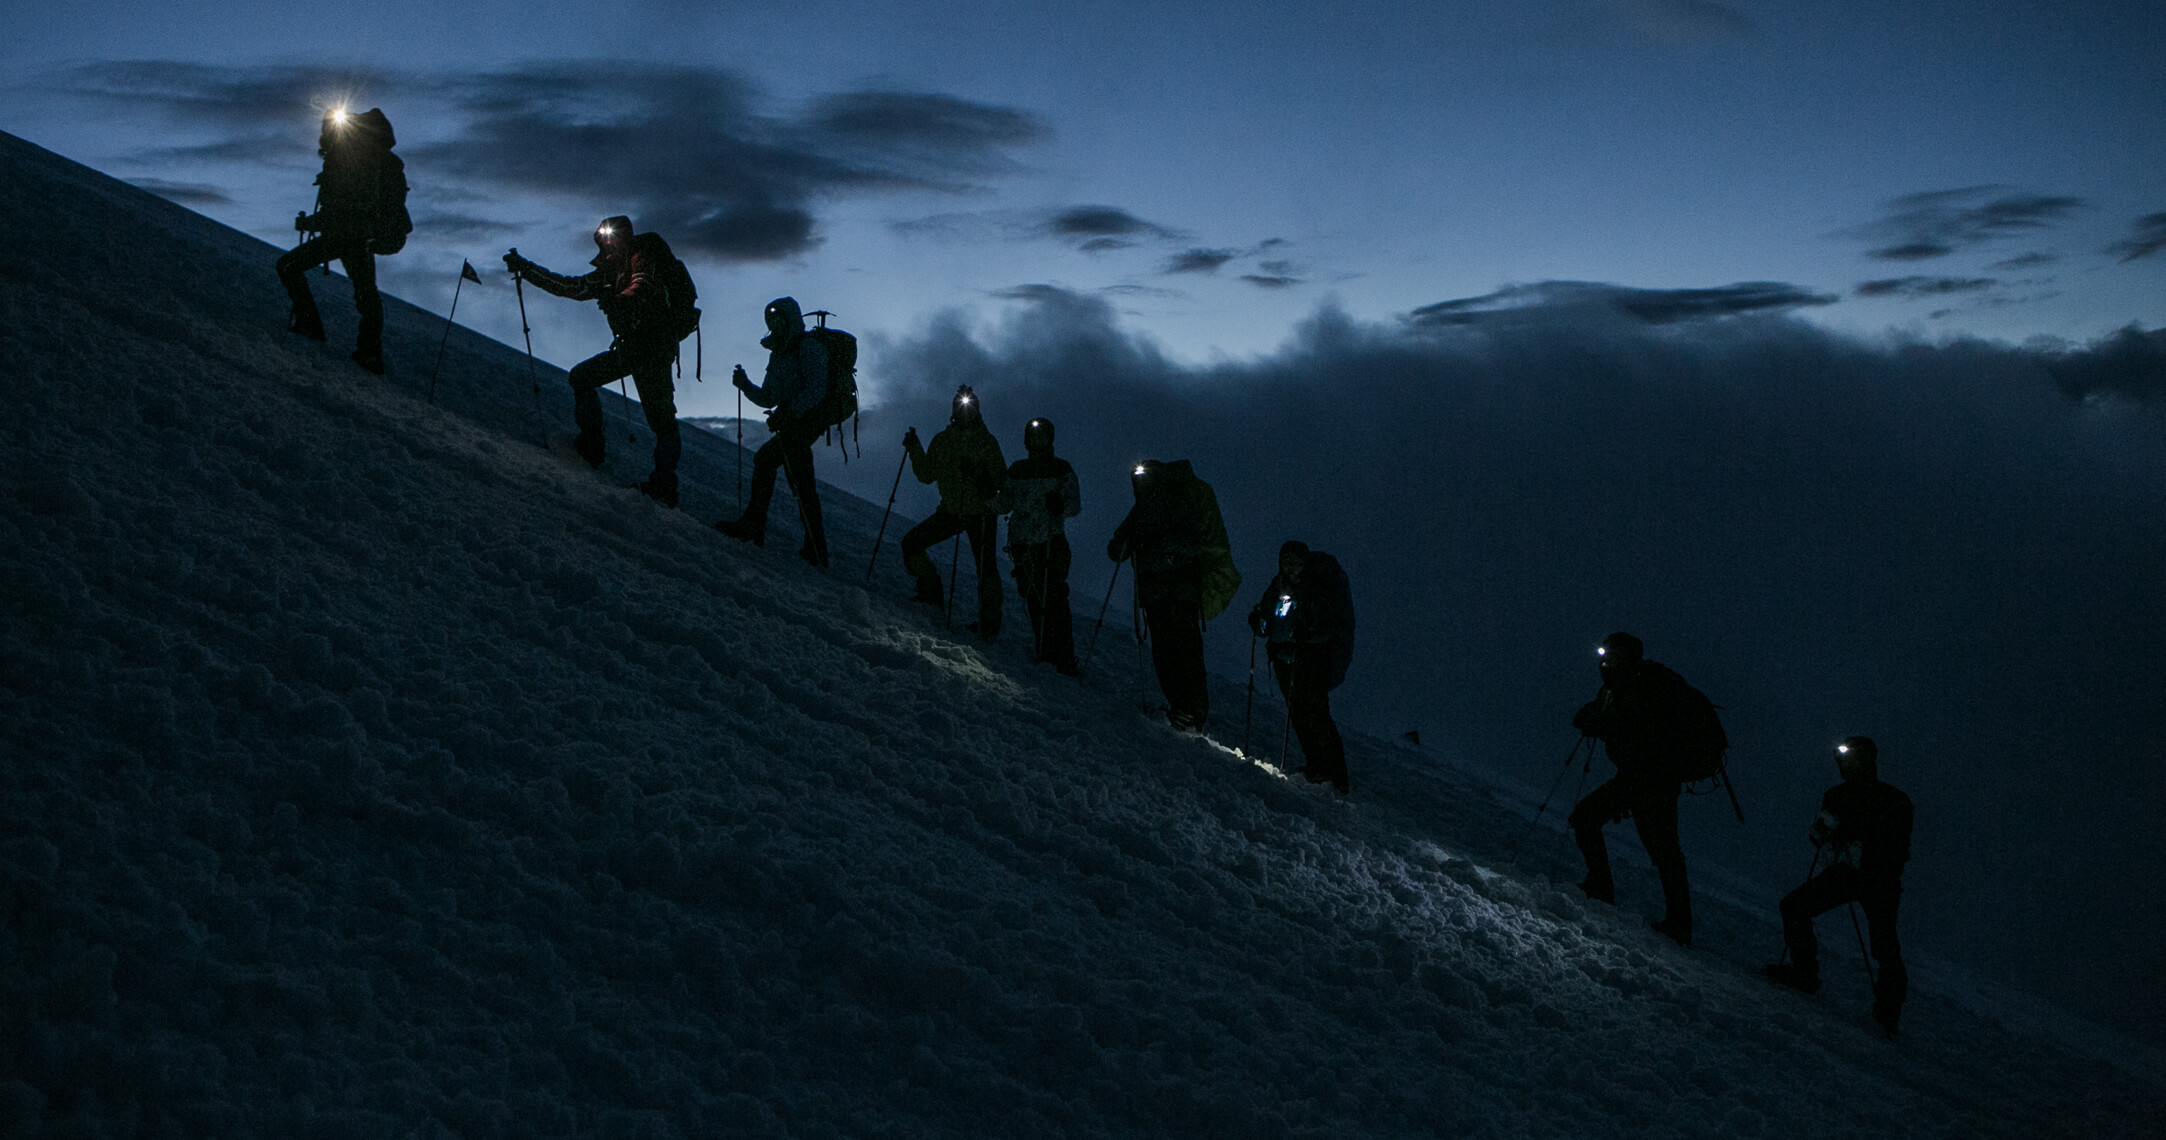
[2,131,2159,1138]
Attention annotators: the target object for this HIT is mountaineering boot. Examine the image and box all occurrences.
[1761,962,1821,994]
[574,430,606,470]
[1650,863,1693,946]
[798,540,828,568]
[1575,867,1614,905]
[1872,994,1901,1038]
[350,346,385,374]
[289,306,327,341]
[714,516,765,546]
[909,576,944,606]
[633,476,679,509]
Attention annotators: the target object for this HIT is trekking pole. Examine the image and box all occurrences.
[866,450,908,581]
[512,266,547,449]
[1277,670,1294,767]
[944,534,961,630]
[617,377,637,443]
[426,259,476,406]
[736,386,744,512]
[1846,902,1878,990]
[1510,736,1593,864]
[1720,765,1746,822]
[1775,847,1823,966]
[1081,562,1122,671]
[1242,634,1259,756]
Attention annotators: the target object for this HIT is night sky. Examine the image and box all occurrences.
[5,2,2163,1043]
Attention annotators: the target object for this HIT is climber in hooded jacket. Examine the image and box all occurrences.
[1249,541,1354,792]
[899,386,1007,637]
[1108,459,1239,731]
[715,297,831,565]
[1568,631,1702,946]
[278,106,408,374]
[503,217,688,506]
[991,417,1082,672]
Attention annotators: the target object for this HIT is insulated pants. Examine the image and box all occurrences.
[1140,591,1207,727]
[902,511,1002,634]
[1780,865,1906,1018]
[1272,650,1347,791]
[738,418,828,559]
[1569,775,1689,927]
[1010,536,1074,669]
[569,339,681,486]
[276,237,380,355]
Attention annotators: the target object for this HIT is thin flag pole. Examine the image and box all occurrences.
[427,259,480,406]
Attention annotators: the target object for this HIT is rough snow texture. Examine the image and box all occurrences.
[3,130,2160,1138]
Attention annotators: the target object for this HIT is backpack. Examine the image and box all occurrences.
[1655,668,1730,782]
[803,320,858,429]
[630,232,701,343]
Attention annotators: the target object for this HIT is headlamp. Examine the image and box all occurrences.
[1132,464,1146,476]
[1837,744,1851,755]
[329,106,348,125]
[1596,646,1607,657]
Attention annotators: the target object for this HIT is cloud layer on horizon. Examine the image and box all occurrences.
[858,281,2165,1039]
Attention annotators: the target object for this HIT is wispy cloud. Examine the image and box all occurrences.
[1407,280,1835,327]
[1843,186,2086,262]
[126,177,234,207]
[1854,276,1999,299]
[1162,248,1239,275]
[1628,0,1757,45]
[2106,212,2166,263]
[1990,252,2059,270]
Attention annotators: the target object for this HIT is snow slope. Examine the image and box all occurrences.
[3,130,2160,1138]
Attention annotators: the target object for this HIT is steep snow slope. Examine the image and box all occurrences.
[2,131,2159,1138]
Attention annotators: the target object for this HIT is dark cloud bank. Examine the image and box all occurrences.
[64,61,1046,262]
[849,282,2166,1043]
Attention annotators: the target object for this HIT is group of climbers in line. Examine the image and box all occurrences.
[276,107,1913,1035]
[1565,632,1914,1035]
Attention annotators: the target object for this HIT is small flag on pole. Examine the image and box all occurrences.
[461,259,482,284]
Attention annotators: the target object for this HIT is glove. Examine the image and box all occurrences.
[1571,702,1597,733]
[1106,536,1128,563]
[903,427,921,451]
[502,250,529,275]
[1248,606,1266,637]
[731,364,751,392]
[293,211,315,233]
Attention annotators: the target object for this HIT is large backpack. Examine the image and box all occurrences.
[803,317,858,429]
[630,232,701,343]
[1653,667,1730,782]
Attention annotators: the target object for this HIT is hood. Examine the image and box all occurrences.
[762,296,804,349]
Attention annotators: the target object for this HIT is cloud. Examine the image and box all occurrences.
[2105,212,2166,262]
[1047,205,1173,240]
[412,212,522,241]
[1406,280,1836,327]
[1162,248,1239,275]
[126,177,234,207]
[889,203,1188,254]
[1844,186,2087,262]
[1990,252,2059,270]
[58,61,1046,263]
[1240,275,1302,289]
[2044,325,2166,401]
[1854,276,1999,299]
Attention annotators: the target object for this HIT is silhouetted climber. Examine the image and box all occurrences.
[991,417,1081,672]
[277,106,410,374]
[1568,631,1707,946]
[1764,736,1914,1036]
[1248,541,1354,793]
[899,387,1007,637]
[714,297,836,563]
[1108,460,1239,732]
[503,217,698,507]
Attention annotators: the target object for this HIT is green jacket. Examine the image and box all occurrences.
[1108,459,1241,620]
[909,420,1008,515]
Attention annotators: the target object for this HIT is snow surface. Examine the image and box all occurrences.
[3,130,2162,1138]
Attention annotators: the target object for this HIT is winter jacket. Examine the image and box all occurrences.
[737,297,829,421]
[993,454,1080,547]
[518,234,678,343]
[1571,661,1703,782]
[1108,460,1240,620]
[1251,552,1355,684]
[909,419,1008,515]
[1812,779,1914,878]
[301,108,405,246]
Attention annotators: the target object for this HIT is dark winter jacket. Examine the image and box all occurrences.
[1571,660,1703,782]
[1812,779,1914,878]
[910,419,1008,515]
[1108,460,1240,619]
[518,233,678,343]
[301,108,405,247]
[1250,552,1356,685]
[992,454,1080,547]
[737,296,830,422]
